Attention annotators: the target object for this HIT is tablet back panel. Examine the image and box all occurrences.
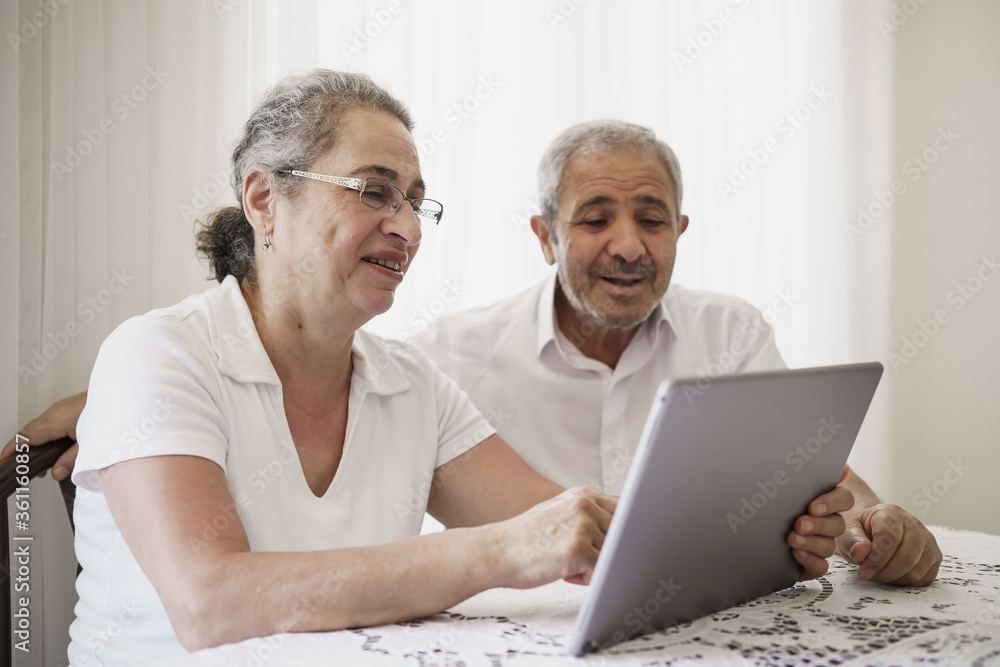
[569,362,883,655]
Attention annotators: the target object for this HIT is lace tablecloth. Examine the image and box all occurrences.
[148,526,1000,666]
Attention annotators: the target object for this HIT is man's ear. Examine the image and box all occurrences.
[530,215,556,266]
[243,168,276,238]
[678,214,690,236]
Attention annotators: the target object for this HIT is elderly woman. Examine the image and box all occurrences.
[63,70,614,665]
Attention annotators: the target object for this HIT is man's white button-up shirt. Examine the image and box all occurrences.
[416,274,786,494]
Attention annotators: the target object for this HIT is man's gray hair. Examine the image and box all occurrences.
[537,120,683,232]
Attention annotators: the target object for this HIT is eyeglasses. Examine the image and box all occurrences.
[279,170,444,225]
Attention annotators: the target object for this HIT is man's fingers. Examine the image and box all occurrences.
[2,412,75,463]
[795,548,829,581]
[839,464,851,484]
[1,429,32,462]
[788,531,837,559]
[903,547,942,587]
[869,526,924,583]
[0,438,15,462]
[858,517,904,579]
[810,486,854,516]
[2,420,80,479]
[873,527,942,586]
[837,525,872,564]
[796,513,845,538]
[0,393,87,464]
[53,444,80,481]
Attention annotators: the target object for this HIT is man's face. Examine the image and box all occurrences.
[532,148,688,330]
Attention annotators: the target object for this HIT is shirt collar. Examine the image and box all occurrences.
[349,330,411,397]
[534,272,682,360]
[535,272,561,357]
[206,276,281,385]
[206,276,409,396]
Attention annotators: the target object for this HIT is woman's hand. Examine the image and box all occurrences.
[495,487,617,589]
[1,392,86,480]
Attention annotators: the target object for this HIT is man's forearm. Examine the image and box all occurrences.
[840,466,881,513]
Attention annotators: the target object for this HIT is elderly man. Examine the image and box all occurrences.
[5,120,940,586]
[415,120,941,586]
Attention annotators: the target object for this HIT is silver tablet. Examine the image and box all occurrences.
[569,362,883,656]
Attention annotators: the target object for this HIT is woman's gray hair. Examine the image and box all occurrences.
[537,120,683,234]
[196,69,413,287]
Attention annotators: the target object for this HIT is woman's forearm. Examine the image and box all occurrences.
[102,455,613,653]
[184,525,505,650]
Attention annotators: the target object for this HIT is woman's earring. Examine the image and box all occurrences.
[262,234,272,251]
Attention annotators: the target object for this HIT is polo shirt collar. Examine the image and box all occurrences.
[206,276,409,396]
[206,276,281,385]
[535,272,561,357]
[534,272,682,360]
[349,330,411,397]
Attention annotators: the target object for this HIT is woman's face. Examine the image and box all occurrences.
[273,108,425,322]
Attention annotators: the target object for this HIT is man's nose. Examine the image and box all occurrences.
[606,218,644,263]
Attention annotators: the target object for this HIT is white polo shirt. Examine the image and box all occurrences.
[415,274,786,494]
[69,275,494,666]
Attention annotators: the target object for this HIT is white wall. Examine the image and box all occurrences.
[888,0,1000,534]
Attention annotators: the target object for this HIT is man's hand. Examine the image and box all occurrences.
[788,466,855,581]
[0,392,86,480]
[836,504,942,586]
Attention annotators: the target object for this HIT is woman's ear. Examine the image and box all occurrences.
[243,168,276,237]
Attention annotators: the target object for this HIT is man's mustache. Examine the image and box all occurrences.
[589,259,658,279]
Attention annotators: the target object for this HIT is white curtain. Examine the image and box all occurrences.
[4,1,896,662]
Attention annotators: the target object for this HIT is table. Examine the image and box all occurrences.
[148,526,1000,666]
